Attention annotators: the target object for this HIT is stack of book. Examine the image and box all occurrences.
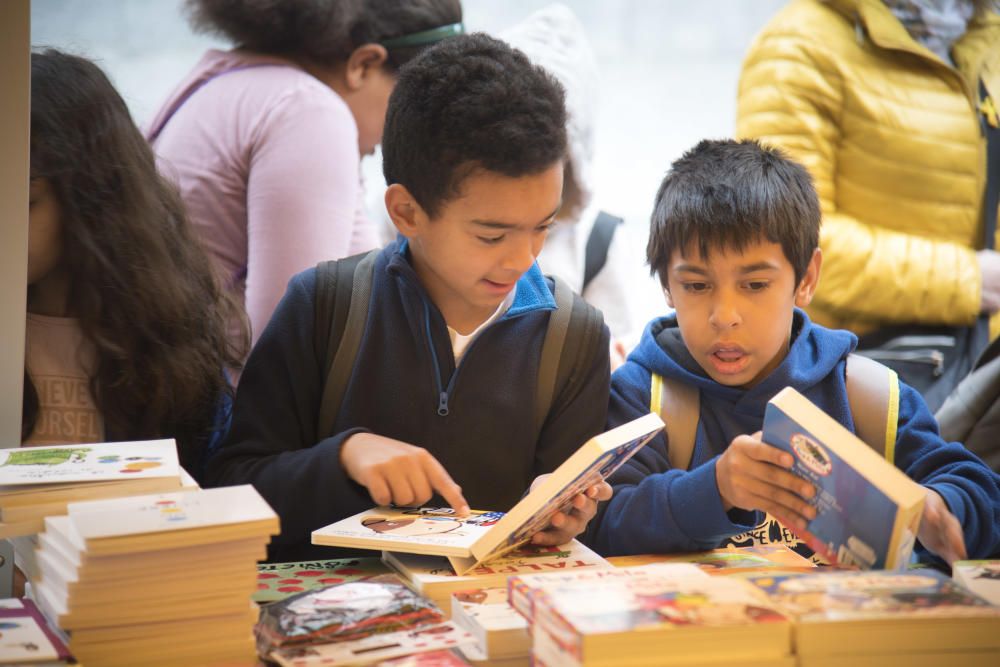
[0,598,74,665]
[30,484,279,666]
[384,539,610,612]
[0,440,186,539]
[745,568,1000,666]
[522,564,794,667]
[450,586,529,664]
[506,563,707,628]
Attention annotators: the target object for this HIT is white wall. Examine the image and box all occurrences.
[29,0,787,338]
[1,0,30,444]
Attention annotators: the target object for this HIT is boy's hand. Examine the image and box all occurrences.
[528,476,613,546]
[917,489,966,565]
[715,431,816,530]
[340,433,469,515]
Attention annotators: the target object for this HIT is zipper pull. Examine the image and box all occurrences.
[437,392,450,417]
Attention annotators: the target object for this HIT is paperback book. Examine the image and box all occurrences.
[744,568,1000,657]
[384,540,610,609]
[762,387,926,569]
[313,413,664,574]
[0,439,184,538]
[953,560,1000,606]
[0,598,74,665]
[531,568,792,667]
[606,544,816,573]
[450,586,529,660]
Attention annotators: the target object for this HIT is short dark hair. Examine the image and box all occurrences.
[382,33,568,218]
[647,138,820,287]
[185,0,462,70]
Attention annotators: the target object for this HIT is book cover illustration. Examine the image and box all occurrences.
[255,557,390,603]
[540,575,789,636]
[269,621,475,667]
[746,568,1000,621]
[762,388,924,569]
[0,598,74,663]
[953,560,1000,606]
[0,440,178,486]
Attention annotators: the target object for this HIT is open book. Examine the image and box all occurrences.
[312,413,663,574]
[763,387,926,569]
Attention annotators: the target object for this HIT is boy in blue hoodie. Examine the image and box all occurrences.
[588,139,1000,565]
[208,34,612,561]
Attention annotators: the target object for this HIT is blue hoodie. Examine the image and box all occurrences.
[586,310,1000,562]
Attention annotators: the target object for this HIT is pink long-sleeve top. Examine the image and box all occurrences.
[148,49,379,353]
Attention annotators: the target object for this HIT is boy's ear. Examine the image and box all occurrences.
[794,248,823,308]
[385,183,427,239]
[344,43,390,91]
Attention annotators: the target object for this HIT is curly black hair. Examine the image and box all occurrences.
[382,33,568,218]
[185,0,461,69]
[646,138,820,288]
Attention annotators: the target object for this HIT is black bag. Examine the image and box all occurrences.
[855,80,999,413]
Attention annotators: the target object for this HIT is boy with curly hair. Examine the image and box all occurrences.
[208,34,612,561]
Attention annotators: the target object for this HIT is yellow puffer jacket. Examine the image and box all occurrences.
[736,0,1000,339]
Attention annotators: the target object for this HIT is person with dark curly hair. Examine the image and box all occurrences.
[26,50,246,482]
[208,34,613,562]
[147,0,463,358]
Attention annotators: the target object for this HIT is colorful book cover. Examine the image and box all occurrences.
[762,387,926,569]
[269,621,475,667]
[506,563,708,624]
[607,544,816,572]
[531,574,791,667]
[0,598,73,663]
[255,557,390,603]
[313,414,664,575]
[0,440,179,487]
[953,560,1000,606]
[745,568,1000,621]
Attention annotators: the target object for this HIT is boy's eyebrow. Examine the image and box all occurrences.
[739,261,782,274]
[673,261,781,275]
[470,204,561,230]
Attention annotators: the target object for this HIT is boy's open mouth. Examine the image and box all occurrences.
[709,345,750,375]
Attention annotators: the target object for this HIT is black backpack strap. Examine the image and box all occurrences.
[535,276,605,435]
[315,249,379,439]
[582,211,623,292]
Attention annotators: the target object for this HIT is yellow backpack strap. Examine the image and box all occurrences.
[650,373,700,471]
[845,353,900,464]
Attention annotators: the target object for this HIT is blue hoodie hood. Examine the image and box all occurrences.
[628,309,857,454]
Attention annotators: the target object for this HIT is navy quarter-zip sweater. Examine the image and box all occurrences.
[586,310,1000,563]
[207,241,610,561]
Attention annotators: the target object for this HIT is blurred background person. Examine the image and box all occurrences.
[736,0,1000,410]
[501,3,638,367]
[146,0,463,357]
[27,49,244,482]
